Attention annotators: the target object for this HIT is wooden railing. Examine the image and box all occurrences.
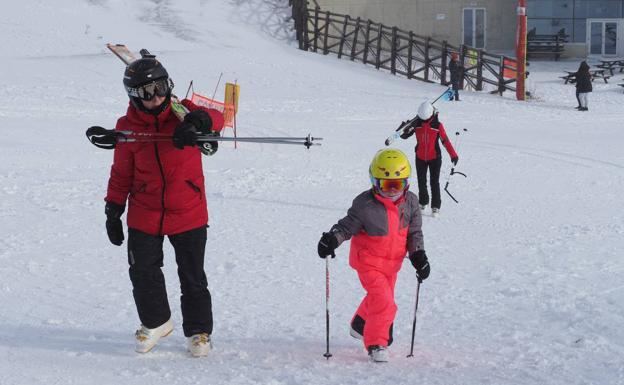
[290,0,517,95]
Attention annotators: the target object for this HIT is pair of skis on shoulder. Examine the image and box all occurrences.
[384,86,453,146]
[86,44,322,150]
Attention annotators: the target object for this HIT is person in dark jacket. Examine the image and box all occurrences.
[574,61,592,111]
[95,53,224,357]
[449,52,462,101]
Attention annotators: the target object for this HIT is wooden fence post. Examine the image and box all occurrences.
[498,56,506,96]
[476,49,483,91]
[338,14,349,59]
[424,37,431,82]
[350,17,361,61]
[391,26,398,74]
[322,11,331,55]
[363,20,371,65]
[375,23,383,69]
[313,6,320,52]
[407,31,414,79]
[441,41,448,85]
[459,44,466,90]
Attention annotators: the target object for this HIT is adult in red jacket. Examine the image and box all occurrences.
[317,149,429,363]
[400,101,458,215]
[98,53,223,357]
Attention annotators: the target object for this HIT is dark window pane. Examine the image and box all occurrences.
[463,9,473,46]
[476,9,486,48]
[574,0,622,18]
[590,22,602,54]
[526,0,574,18]
[605,22,617,55]
[573,19,587,42]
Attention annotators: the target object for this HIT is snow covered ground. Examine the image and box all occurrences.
[1,1,623,384]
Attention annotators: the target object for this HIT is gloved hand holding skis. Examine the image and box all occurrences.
[173,110,219,155]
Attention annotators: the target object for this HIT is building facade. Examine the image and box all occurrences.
[314,0,624,57]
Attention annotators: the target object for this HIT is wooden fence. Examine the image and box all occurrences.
[290,0,517,95]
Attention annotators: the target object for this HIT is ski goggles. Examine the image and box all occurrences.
[373,178,409,194]
[126,78,173,101]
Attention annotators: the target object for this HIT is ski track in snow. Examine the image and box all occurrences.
[1,0,624,384]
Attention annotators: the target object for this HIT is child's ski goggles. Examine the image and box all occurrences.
[126,78,173,101]
[373,178,409,194]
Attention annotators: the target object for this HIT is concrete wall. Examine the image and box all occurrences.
[314,0,517,52]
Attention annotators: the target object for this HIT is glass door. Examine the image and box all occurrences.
[588,20,618,56]
[463,8,486,49]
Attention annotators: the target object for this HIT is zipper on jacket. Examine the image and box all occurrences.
[153,117,167,236]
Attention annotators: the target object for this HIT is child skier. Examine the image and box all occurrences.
[317,148,430,363]
[400,101,458,216]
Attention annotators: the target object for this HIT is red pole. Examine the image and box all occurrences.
[516,0,527,101]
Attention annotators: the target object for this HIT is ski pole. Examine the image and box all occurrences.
[406,274,422,358]
[86,126,322,149]
[323,253,334,359]
[444,129,468,203]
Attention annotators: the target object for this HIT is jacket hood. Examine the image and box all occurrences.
[579,61,590,71]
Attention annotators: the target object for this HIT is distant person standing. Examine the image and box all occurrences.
[449,52,463,101]
[574,61,592,111]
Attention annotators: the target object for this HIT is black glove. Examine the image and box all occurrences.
[105,201,125,246]
[451,156,458,166]
[173,110,213,149]
[317,231,338,259]
[409,250,430,280]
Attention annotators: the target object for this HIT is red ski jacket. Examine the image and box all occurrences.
[410,116,457,162]
[105,99,224,236]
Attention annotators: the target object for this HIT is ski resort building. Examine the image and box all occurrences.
[314,0,624,58]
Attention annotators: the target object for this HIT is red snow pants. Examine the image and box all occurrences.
[353,269,398,348]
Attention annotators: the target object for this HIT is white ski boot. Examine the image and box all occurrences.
[188,333,212,357]
[134,319,173,353]
[431,207,440,218]
[368,345,389,363]
[419,204,426,212]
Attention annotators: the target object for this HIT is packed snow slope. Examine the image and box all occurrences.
[1,1,623,384]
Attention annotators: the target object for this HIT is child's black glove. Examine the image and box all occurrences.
[409,250,430,280]
[451,156,458,166]
[317,232,338,259]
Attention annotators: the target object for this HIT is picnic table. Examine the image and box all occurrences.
[596,59,624,76]
[560,69,611,84]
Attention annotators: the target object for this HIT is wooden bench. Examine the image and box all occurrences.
[596,60,624,76]
[527,28,568,61]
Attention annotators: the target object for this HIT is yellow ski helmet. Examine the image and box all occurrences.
[369,148,411,197]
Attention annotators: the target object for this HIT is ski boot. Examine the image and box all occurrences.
[368,345,389,363]
[431,207,440,218]
[134,319,173,353]
[188,333,212,357]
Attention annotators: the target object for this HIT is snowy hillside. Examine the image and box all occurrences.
[1,0,623,384]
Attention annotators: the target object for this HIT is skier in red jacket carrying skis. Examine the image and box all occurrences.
[98,53,224,357]
[400,101,458,217]
[317,148,430,363]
